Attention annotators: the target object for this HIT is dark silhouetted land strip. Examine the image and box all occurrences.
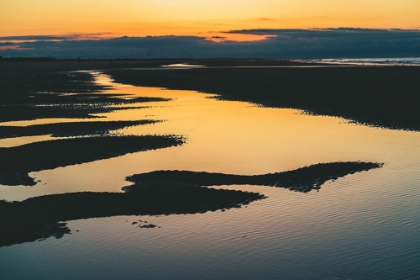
[0,120,159,139]
[0,62,169,122]
[0,104,153,123]
[125,162,383,193]
[0,59,301,122]
[0,160,381,247]
[106,66,420,131]
[0,135,184,186]
[0,186,264,247]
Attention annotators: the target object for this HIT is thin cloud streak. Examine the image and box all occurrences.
[0,33,116,43]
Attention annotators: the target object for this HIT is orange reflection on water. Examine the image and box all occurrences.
[1,71,420,202]
[1,70,420,280]
[90,72,420,176]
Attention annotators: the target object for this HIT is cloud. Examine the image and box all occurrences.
[0,35,66,42]
[1,29,420,59]
[0,33,114,43]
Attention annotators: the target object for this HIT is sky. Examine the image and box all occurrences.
[1,0,420,58]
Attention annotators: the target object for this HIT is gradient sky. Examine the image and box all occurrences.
[1,0,419,39]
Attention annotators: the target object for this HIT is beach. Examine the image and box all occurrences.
[1,59,419,279]
[106,62,420,131]
[2,58,418,130]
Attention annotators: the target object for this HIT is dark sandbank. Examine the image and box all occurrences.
[125,162,383,193]
[0,104,153,123]
[0,119,159,139]
[0,135,184,186]
[106,65,420,131]
[0,59,301,122]
[0,160,381,247]
[0,186,264,247]
[0,66,168,122]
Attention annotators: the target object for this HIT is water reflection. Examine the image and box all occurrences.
[0,161,381,247]
[1,71,420,200]
[1,70,420,279]
[0,135,183,186]
[0,185,264,247]
[161,63,204,69]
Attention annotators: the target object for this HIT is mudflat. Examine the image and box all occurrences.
[3,58,418,130]
[105,62,420,131]
[0,58,408,248]
[0,186,264,247]
[0,161,381,247]
[0,135,184,186]
[0,59,176,122]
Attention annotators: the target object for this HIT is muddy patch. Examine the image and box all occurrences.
[125,162,383,193]
[0,135,184,186]
[0,120,160,139]
[0,186,264,247]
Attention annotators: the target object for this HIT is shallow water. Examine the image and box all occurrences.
[1,71,419,279]
[310,57,420,66]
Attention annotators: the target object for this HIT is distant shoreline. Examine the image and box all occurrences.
[0,57,315,67]
[1,56,419,66]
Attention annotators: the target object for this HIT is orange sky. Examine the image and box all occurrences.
[1,0,419,41]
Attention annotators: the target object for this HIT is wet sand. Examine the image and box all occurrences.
[125,162,383,193]
[0,59,397,248]
[0,120,159,139]
[0,135,183,186]
[4,58,418,130]
[0,161,381,247]
[106,64,420,131]
[0,186,264,247]
[0,60,171,122]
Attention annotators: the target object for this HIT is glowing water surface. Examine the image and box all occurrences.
[1,71,419,280]
[310,57,420,66]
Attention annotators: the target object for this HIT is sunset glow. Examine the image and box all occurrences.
[1,0,419,40]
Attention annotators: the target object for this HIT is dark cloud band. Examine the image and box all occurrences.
[1,29,419,59]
